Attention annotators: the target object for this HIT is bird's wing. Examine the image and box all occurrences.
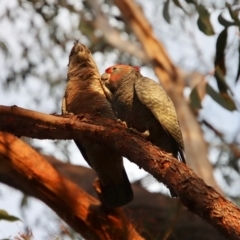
[135,77,184,148]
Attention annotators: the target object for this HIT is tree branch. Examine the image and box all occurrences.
[202,119,240,159]
[0,131,143,240]
[1,153,226,240]
[0,105,239,239]
[84,0,147,63]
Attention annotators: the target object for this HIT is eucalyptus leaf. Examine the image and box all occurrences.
[172,0,183,9]
[218,13,235,27]
[0,210,21,222]
[0,41,8,55]
[214,28,227,80]
[236,43,240,83]
[163,0,171,24]
[190,86,202,109]
[185,0,196,4]
[206,83,236,111]
[214,66,231,94]
[226,3,240,25]
[197,4,215,36]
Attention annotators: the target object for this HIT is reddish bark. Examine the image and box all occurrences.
[0,144,227,240]
[0,105,239,239]
[0,132,143,240]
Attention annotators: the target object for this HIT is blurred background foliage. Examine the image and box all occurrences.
[0,0,240,239]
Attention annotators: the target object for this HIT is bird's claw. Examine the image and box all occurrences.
[117,119,128,127]
[62,110,74,116]
[129,128,150,138]
[141,130,150,137]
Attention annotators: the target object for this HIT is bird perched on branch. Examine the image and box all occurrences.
[101,64,185,196]
[62,43,133,207]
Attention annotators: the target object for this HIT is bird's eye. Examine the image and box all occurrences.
[113,67,117,71]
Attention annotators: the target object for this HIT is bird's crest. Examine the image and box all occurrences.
[105,64,140,73]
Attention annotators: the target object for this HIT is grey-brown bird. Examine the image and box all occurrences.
[101,64,185,196]
[62,43,133,207]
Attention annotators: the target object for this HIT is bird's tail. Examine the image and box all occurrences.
[178,149,186,164]
[74,140,133,207]
[99,169,133,208]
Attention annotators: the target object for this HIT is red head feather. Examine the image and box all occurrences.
[105,64,140,73]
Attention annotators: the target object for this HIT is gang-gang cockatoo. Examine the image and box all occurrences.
[101,64,186,196]
[62,44,133,207]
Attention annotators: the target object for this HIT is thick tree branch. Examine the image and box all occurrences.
[0,105,239,239]
[113,0,221,193]
[41,157,227,240]
[1,154,226,240]
[0,131,143,240]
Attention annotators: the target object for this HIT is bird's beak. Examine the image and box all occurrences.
[101,73,110,83]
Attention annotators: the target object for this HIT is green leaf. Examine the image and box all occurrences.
[172,0,188,14]
[218,13,235,27]
[0,41,8,55]
[185,0,196,4]
[226,3,240,25]
[215,28,227,71]
[0,210,21,222]
[197,4,215,36]
[163,0,171,24]
[236,43,240,83]
[214,67,230,94]
[190,86,202,109]
[172,0,183,9]
[206,83,236,111]
[214,28,228,93]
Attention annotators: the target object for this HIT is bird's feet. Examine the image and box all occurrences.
[129,128,150,138]
[62,110,74,116]
[117,119,128,127]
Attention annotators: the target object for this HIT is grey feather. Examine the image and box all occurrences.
[135,77,184,150]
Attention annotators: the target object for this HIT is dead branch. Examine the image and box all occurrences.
[0,105,239,239]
